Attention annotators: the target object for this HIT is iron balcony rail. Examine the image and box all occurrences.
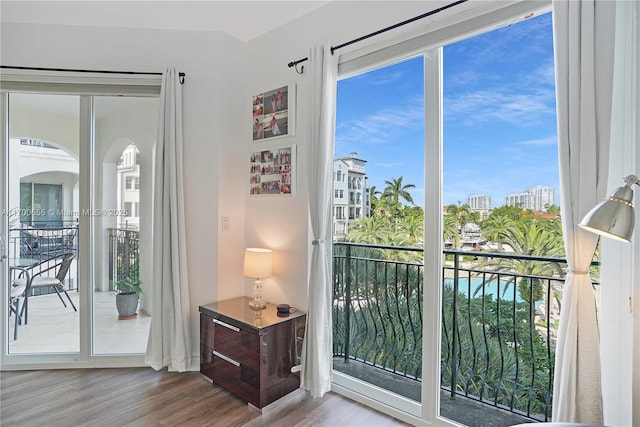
[332,242,600,422]
[8,220,79,293]
[107,228,140,292]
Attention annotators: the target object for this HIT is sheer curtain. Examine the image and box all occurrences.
[145,67,192,372]
[602,1,639,424]
[552,1,616,422]
[300,43,339,398]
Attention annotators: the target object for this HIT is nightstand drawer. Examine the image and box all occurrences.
[213,319,260,369]
[212,353,259,407]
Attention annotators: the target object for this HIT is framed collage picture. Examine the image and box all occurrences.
[249,145,296,196]
[252,84,295,141]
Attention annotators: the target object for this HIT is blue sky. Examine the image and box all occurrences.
[335,12,558,208]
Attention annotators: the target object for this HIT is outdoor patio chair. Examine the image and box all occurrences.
[13,253,77,322]
[9,278,28,340]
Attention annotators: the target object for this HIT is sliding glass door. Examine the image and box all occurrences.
[2,88,157,364]
[332,56,425,417]
[331,4,554,426]
[91,95,157,355]
[5,93,81,355]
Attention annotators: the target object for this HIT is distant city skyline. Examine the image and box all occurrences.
[466,185,556,211]
[335,11,558,208]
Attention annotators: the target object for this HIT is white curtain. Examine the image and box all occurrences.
[552,1,616,423]
[604,1,639,424]
[300,43,339,398]
[145,67,192,372]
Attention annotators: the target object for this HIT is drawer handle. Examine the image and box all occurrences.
[213,318,240,333]
[213,350,240,367]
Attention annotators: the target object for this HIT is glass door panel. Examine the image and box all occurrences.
[6,93,80,354]
[332,56,425,415]
[440,12,558,424]
[91,96,157,355]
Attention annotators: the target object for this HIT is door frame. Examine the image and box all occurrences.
[0,79,159,369]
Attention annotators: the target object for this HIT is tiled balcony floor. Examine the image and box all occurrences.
[8,291,150,354]
[333,358,536,427]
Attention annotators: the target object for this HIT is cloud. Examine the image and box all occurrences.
[516,135,557,146]
[443,13,556,127]
[335,96,423,146]
[366,71,406,86]
[444,85,555,126]
[446,12,553,70]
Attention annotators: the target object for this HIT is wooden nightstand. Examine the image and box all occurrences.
[199,297,306,410]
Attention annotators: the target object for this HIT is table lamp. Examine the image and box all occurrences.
[579,174,638,242]
[243,248,272,310]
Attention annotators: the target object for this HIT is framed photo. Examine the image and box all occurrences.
[249,145,296,196]
[252,84,295,141]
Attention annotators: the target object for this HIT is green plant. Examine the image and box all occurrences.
[115,277,142,295]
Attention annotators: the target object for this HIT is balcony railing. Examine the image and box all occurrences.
[108,228,139,292]
[333,242,599,422]
[8,220,79,293]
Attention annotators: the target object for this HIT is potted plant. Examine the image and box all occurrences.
[115,276,142,320]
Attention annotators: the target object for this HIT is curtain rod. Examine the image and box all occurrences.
[287,0,469,74]
[0,65,186,84]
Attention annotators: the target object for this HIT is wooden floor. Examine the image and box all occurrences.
[0,368,409,427]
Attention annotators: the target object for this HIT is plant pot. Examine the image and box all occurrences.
[116,291,139,320]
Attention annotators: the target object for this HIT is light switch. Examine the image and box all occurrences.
[222,217,230,231]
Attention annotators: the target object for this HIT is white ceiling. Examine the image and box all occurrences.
[0,1,332,42]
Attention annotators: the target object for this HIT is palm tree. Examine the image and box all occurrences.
[345,216,389,244]
[372,197,399,220]
[369,185,382,212]
[477,219,565,305]
[481,213,517,251]
[445,202,471,236]
[443,214,461,249]
[398,207,424,246]
[382,176,416,206]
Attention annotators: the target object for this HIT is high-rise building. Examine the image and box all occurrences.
[468,194,491,210]
[333,152,368,240]
[506,186,554,211]
[468,194,492,220]
[529,185,554,210]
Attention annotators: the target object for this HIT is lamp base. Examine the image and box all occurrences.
[248,299,267,310]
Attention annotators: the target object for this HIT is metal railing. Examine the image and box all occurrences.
[333,243,424,380]
[8,220,79,293]
[332,242,600,422]
[108,228,139,292]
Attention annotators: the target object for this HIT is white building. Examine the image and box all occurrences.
[116,145,141,230]
[9,138,79,228]
[468,194,491,210]
[506,186,554,211]
[468,194,491,220]
[333,152,368,240]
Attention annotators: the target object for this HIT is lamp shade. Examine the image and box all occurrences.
[579,178,636,242]
[243,248,272,279]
